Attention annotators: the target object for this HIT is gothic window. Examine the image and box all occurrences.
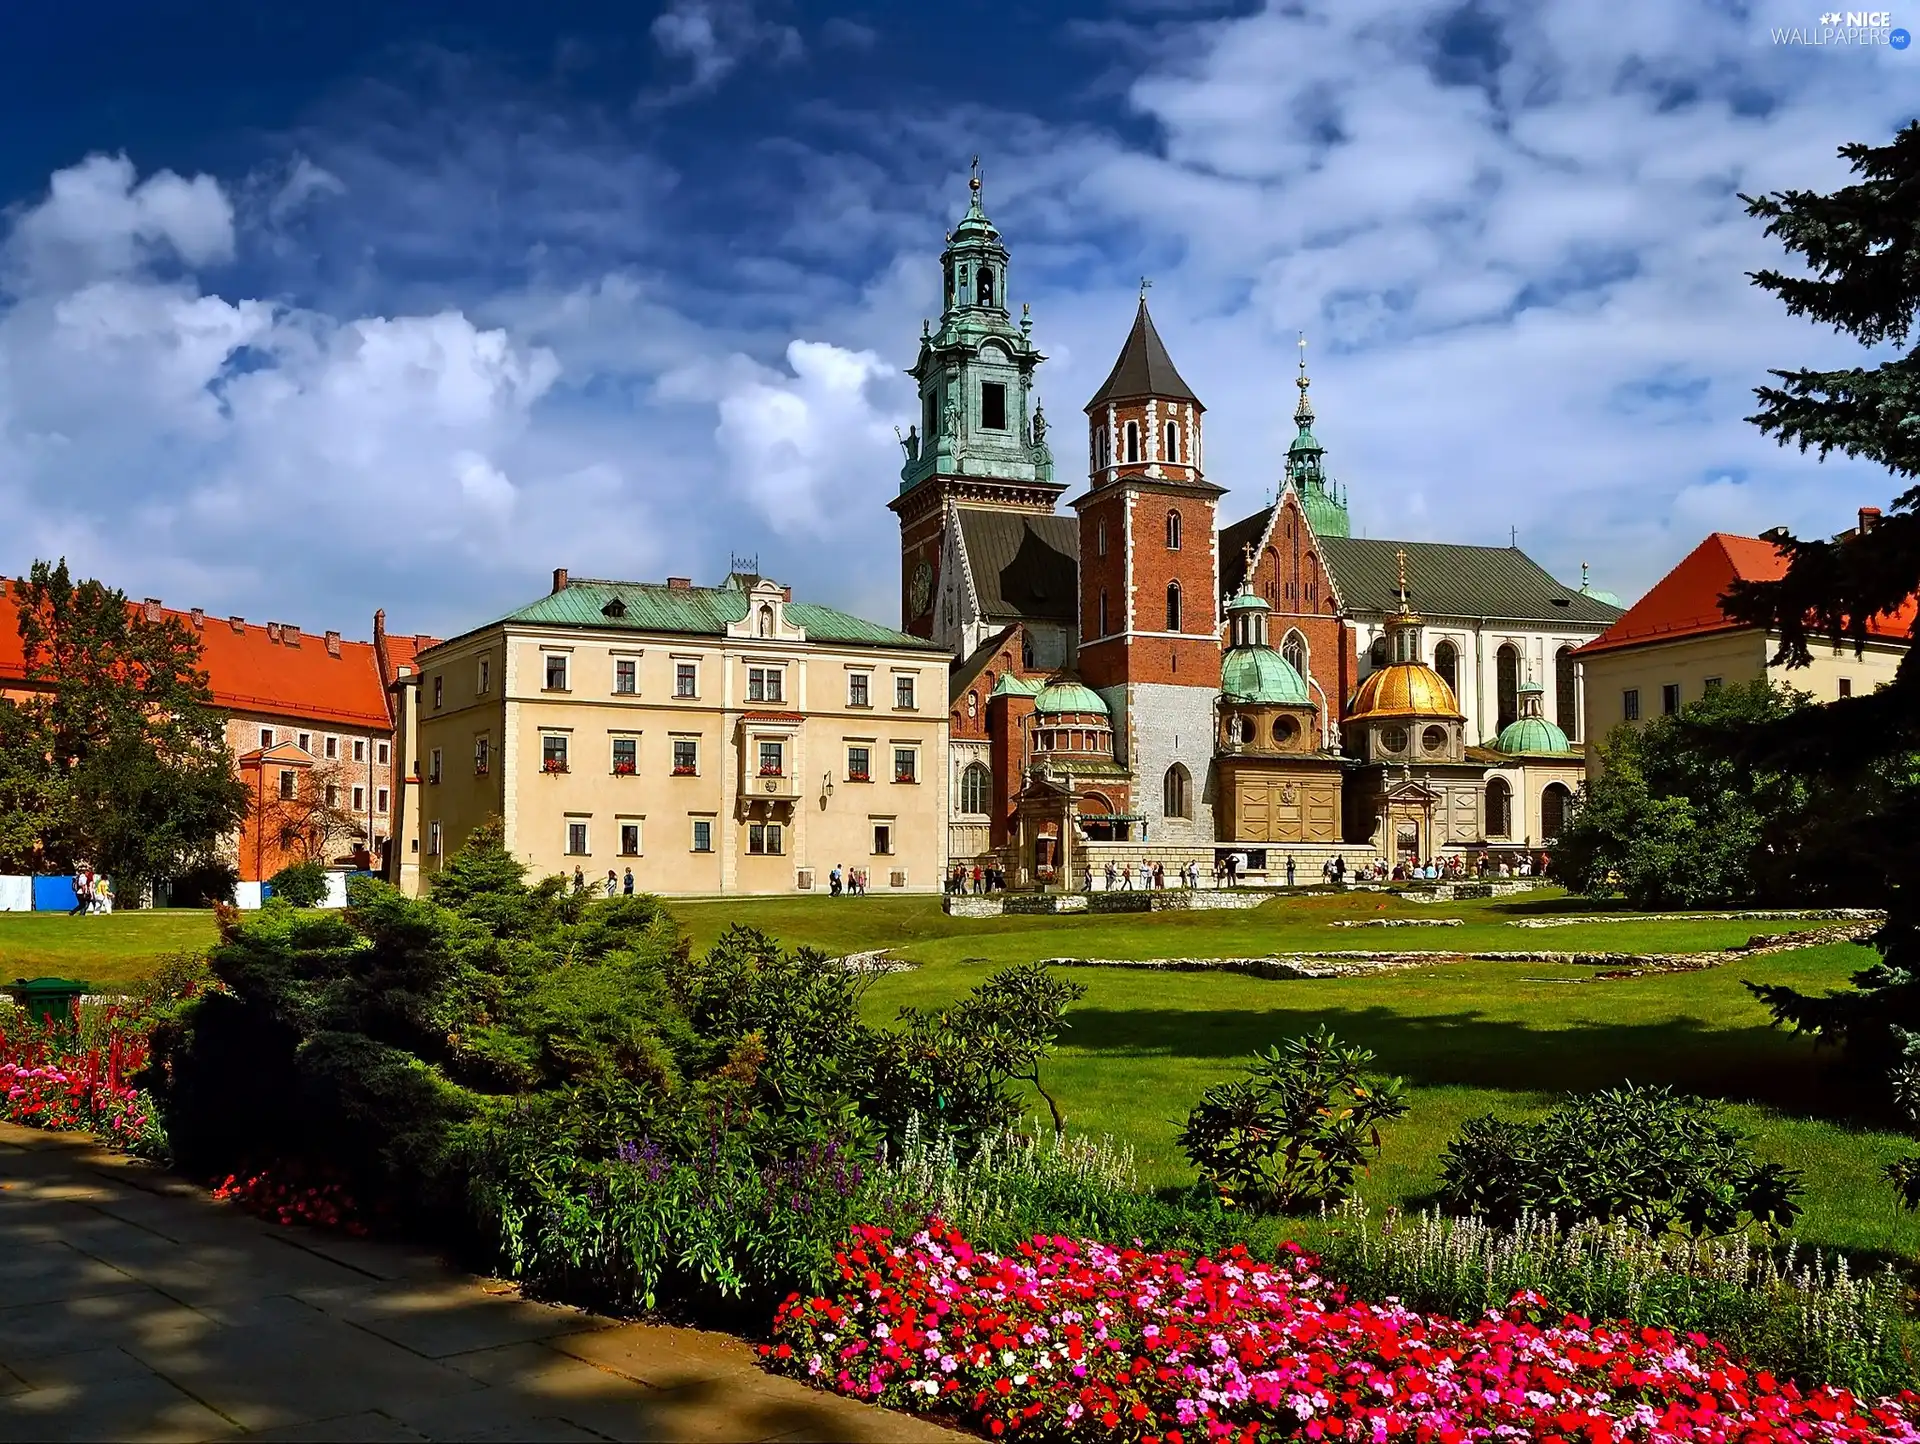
[1098,589,1109,637]
[1496,644,1520,732]
[1486,777,1512,837]
[960,762,990,815]
[977,267,995,308]
[1282,630,1307,678]
[1165,581,1182,632]
[1126,421,1139,463]
[1096,427,1110,469]
[1542,782,1573,840]
[1262,547,1280,606]
[1021,632,1034,668]
[1556,646,1578,741]
[1304,553,1318,604]
[1434,639,1459,695]
[981,382,1007,431]
[1165,510,1182,550]
[1097,517,1107,556]
[1162,763,1192,819]
[1165,421,1179,462]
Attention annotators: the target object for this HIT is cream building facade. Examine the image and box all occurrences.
[396,570,950,896]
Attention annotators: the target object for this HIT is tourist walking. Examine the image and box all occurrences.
[605,870,618,898]
[622,867,634,896]
[1285,855,1297,888]
[69,870,92,917]
[830,865,842,896]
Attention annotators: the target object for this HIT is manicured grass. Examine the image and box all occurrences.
[0,910,216,988]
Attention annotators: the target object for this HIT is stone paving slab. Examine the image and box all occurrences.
[0,1121,958,1442]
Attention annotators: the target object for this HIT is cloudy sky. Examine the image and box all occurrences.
[0,0,1913,639]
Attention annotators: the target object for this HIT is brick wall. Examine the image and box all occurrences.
[1241,490,1354,737]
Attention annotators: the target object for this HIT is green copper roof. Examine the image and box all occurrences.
[1224,589,1271,614]
[1496,715,1576,756]
[989,673,1043,699]
[1222,647,1310,705]
[487,578,947,652]
[1034,680,1110,716]
[1297,480,1350,539]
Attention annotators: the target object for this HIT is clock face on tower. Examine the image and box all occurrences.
[910,559,934,617]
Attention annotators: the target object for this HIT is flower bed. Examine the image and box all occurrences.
[0,1001,166,1157]
[764,1222,1920,1442]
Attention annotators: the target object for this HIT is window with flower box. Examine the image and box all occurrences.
[748,822,783,855]
[611,737,637,775]
[672,739,698,775]
[893,747,917,784]
[847,745,871,782]
[758,740,784,776]
[542,735,569,773]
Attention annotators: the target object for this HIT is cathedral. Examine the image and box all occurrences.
[896,174,1621,885]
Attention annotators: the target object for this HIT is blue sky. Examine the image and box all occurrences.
[0,0,1914,638]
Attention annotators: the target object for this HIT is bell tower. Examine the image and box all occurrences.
[888,162,1062,638]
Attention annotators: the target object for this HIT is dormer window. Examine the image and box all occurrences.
[602,597,627,618]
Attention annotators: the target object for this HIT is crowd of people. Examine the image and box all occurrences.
[946,864,1007,894]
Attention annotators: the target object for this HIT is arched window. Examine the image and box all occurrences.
[1165,420,1179,462]
[1486,777,1512,837]
[960,762,990,815]
[977,267,995,308]
[1021,632,1034,669]
[1542,782,1573,840]
[1434,639,1459,695]
[1262,547,1280,606]
[1096,517,1107,557]
[758,604,773,637]
[1162,763,1192,819]
[1096,427,1110,468]
[1556,646,1578,741]
[1166,510,1182,550]
[1098,589,1109,637]
[1165,581,1182,632]
[1282,629,1307,678]
[1304,552,1318,604]
[1125,421,1140,463]
[1496,644,1520,732]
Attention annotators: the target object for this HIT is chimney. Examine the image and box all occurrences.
[282,625,300,647]
[228,615,245,633]
[189,607,204,628]
[373,607,387,643]
[1859,506,1882,534]
[142,597,163,622]
[325,630,342,657]
[667,576,692,590]
[265,622,279,642]
[783,586,793,603]
[552,567,569,594]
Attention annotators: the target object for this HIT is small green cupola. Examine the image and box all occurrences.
[1496,678,1575,755]
[1285,334,1350,539]
[1219,575,1311,705]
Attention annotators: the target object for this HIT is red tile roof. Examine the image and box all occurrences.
[1576,532,1916,659]
[0,583,395,730]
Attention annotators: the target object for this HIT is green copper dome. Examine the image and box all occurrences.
[1496,715,1575,756]
[989,673,1042,699]
[1298,478,1350,539]
[1222,647,1311,706]
[1225,589,1270,615]
[1034,680,1110,716]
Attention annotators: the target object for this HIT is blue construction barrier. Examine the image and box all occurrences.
[32,876,78,912]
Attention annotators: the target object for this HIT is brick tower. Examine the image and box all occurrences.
[1072,292,1227,842]
[888,164,1062,641]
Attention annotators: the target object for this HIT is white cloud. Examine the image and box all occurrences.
[6,154,234,290]
[649,0,803,95]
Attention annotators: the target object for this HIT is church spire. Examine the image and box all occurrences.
[1283,332,1351,539]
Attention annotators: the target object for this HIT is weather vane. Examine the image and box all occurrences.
[1139,276,1152,301]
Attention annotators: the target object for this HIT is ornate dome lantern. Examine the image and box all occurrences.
[1344,550,1465,763]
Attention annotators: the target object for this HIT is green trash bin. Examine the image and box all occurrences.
[8,977,90,1028]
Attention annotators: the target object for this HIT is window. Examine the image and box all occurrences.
[278,770,297,800]
[429,748,443,784]
[376,787,390,813]
[1162,763,1191,819]
[377,742,390,765]
[544,654,568,691]
[1839,677,1853,698]
[473,737,489,775]
[615,659,637,694]
[259,728,274,748]
[895,674,916,709]
[1703,676,1723,696]
[847,745,871,781]
[758,740,784,776]
[353,739,366,763]
[1272,715,1299,746]
[1098,589,1110,637]
[1096,426,1110,469]
[542,735,569,773]
[672,739,698,775]
[691,818,713,853]
[748,822,784,855]
[298,731,312,753]
[620,822,641,856]
[1495,644,1520,732]
[748,666,783,703]
[977,266,995,307]
[1096,517,1107,557]
[1165,420,1179,462]
[1165,581,1182,632]
[1622,688,1641,722]
[848,673,871,707]
[1166,510,1182,550]
[893,747,917,784]
[427,820,441,856]
[566,821,589,856]
[1555,646,1577,740]
[1422,724,1449,753]
[352,785,365,811]
[1380,725,1409,754]
[675,662,697,698]
[960,762,989,814]
[1661,683,1680,715]
[872,822,894,855]
[1486,777,1512,837]
[1282,630,1307,678]
[478,657,490,694]
[612,737,637,775]
[324,735,338,760]
[325,783,339,807]
[1125,420,1139,463]
[981,381,1007,431]
[432,676,443,710]
[1434,640,1459,695]
[1542,783,1573,840]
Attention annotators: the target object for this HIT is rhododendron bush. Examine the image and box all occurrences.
[764,1221,1920,1442]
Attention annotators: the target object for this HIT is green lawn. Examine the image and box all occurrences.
[0,910,216,987]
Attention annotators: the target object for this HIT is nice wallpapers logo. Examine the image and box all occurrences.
[1772,9,1913,45]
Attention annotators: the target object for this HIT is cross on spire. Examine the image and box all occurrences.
[1139,276,1152,301]
[970,155,981,195]
[1394,547,1411,613]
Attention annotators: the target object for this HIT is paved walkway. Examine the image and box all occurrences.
[0,1123,953,1442]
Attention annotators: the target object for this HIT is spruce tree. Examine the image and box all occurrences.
[1726,124,1920,1161]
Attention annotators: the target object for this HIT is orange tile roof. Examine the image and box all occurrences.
[1576,533,1916,659]
[0,583,395,730]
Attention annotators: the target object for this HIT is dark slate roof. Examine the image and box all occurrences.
[1219,506,1273,598]
[1086,299,1200,409]
[949,625,1017,705]
[1316,537,1625,624]
[955,510,1080,624]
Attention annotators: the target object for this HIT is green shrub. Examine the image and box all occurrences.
[265,860,329,907]
[1177,1026,1409,1212]
[1318,1202,1915,1398]
[1437,1083,1803,1236]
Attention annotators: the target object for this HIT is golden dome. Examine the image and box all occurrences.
[1346,663,1463,722]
